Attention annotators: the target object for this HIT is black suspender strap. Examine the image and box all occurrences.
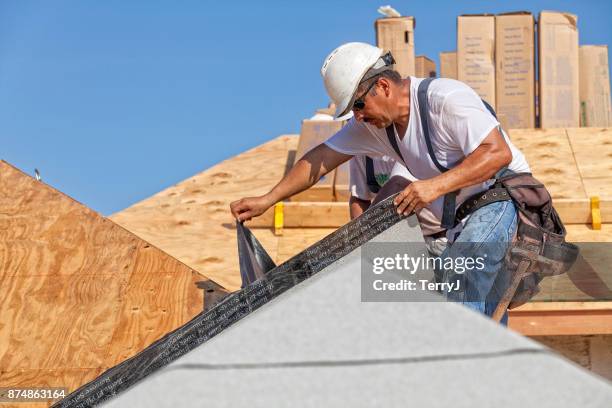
[482,99,497,119]
[417,78,450,173]
[385,124,405,163]
[365,156,381,193]
[417,78,458,229]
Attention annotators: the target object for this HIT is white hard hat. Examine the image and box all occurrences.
[320,42,387,120]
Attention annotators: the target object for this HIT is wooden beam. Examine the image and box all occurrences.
[509,302,612,336]
[245,202,350,228]
[246,197,612,229]
[555,198,612,224]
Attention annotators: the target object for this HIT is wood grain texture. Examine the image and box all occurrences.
[566,127,612,200]
[276,228,337,264]
[111,130,612,292]
[0,368,103,408]
[0,161,212,397]
[566,223,612,242]
[245,202,350,228]
[110,136,299,290]
[566,127,612,179]
[0,274,125,372]
[105,243,204,365]
[528,335,612,382]
[507,128,587,200]
[509,309,612,336]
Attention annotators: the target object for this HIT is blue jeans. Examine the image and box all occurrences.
[432,200,518,326]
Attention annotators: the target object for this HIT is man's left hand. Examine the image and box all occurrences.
[393,179,441,216]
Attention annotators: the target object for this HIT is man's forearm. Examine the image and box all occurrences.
[263,143,352,204]
[429,131,512,197]
[264,158,325,203]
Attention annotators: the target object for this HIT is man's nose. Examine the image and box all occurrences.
[353,110,365,121]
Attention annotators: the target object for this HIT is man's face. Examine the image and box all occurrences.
[352,78,393,129]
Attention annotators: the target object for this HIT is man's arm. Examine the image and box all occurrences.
[349,196,370,219]
[230,143,352,221]
[394,127,512,215]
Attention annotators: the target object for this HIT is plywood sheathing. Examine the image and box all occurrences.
[507,128,587,200]
[111,135,335,292]
[0,160,211,399]
[111,130,612,294]
[566,127,612,198]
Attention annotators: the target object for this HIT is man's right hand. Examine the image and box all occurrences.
[230,195,274,222]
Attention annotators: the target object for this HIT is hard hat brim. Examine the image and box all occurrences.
[334,110,354,121]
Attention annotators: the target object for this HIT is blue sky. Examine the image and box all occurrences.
[1,0,611,215]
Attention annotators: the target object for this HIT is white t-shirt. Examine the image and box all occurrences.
[350,155,444,236]
[325,77,530,224]
[349,155,395,201]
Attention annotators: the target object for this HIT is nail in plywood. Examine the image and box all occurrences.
[0,160,214,395]
[105,247,204,366]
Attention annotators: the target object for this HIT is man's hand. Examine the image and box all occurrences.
[393,179,441,216]
[230,195,274,222]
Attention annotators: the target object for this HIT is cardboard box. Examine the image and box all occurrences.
[291,119,343,202]
[535,79,540,127]
[538,11,580,128]
[495,12,536,129]
[579,45,612,127]
[375,17,415,77]
[316,103,336,116]
[415,55,437,78]
[457,14,496,109]
[439,51,457,79]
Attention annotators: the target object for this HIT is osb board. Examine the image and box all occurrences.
[566,127,612,198]
[0,161,208,397]
[507,128,587,200]
[111,135,302,291]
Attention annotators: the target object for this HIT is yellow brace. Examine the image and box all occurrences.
[591,196,601,230]
[274,202,284,236]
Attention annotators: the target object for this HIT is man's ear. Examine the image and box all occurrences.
[378,77,392,97]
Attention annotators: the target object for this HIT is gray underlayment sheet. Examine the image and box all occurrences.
[55,197,612,407]
[103,220,612,407]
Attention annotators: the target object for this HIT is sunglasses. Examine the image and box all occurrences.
[352,79,379,112]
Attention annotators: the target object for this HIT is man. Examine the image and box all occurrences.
[230,42,530,323]
[348,154,395,219]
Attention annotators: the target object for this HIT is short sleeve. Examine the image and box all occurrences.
[349,156,374,201]
[389,162,416,181]
[324,118,387,157]
[440,90,500,156]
